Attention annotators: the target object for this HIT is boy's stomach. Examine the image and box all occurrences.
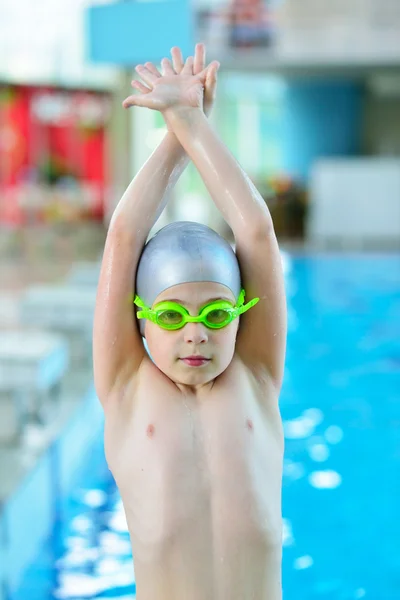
[127,510,282,599]
[104,364,284,598]
[110,416,283,599]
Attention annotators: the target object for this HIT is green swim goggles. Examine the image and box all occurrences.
[133,288,259,331]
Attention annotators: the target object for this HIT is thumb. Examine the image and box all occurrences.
[204,62,219,101]
[197,60,220,83]
[122,94,153,109]
[206,61,219,84]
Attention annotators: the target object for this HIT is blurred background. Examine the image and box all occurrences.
[0,0,399,599]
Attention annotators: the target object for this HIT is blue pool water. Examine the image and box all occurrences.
[13,255,400,600]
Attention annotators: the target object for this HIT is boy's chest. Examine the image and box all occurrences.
[107,358,280,463]
[104,365,283,530]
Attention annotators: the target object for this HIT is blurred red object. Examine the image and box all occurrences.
[0,85,111,226]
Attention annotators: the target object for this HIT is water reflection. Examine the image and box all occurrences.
[281,255,400,599]
[14,255,400,600]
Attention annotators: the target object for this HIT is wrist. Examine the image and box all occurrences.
[163,106,205,130]
[161,131,189,164]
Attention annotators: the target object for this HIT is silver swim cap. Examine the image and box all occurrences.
[135,221,241,334]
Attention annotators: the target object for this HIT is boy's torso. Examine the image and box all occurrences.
[104,354,284,600]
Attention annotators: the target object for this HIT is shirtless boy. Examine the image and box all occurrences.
[93,43,287,600]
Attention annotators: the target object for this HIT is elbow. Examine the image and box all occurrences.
[253,215,275,238]
[108,212,129,237]
[108,212,150,249]
[106,214,138,248]
[237,213,275,241]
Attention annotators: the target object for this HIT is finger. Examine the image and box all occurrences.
[122,94,152,109]
[181,56,194,75]
[193,43,206,75]
[204,62,219,104]
[198,60,220,82]
[144,62,161,80]
[171,46,184,73]
[206,61,220,83]
[131,80,151,94]
[135,64,159,87]
[161,57,175,76]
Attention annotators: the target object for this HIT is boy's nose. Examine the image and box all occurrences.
[183,322,208,344]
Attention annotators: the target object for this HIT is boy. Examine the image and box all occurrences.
[93,44,286,600]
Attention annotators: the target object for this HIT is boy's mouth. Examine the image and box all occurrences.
[180,356,210,367]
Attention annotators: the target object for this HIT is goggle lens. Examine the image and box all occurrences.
[204,308,232,327]
[157,310,185,328]
[155,306,233,330]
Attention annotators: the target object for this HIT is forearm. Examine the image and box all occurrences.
[165,108,272,236]
[109,131,189,244]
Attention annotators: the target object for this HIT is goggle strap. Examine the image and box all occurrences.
[133,295,154,322]
[133,294,146,309]
[237,288,246,307]
[237,297,260,316]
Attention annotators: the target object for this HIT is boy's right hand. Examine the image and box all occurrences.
[123,43,219,119]
[170,45,218,118]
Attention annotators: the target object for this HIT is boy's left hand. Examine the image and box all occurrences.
[122,44,219,120]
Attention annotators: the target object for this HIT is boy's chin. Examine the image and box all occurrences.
[167,362,216,384]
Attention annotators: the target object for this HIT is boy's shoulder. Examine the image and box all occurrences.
[104,353,279,426]
[135,352,273,395]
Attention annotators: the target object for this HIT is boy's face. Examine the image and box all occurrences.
[143,282,239,392]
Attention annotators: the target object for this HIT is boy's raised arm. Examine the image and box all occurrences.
[93,45,218,406]
[93,133,189,405]
[165,108,287,389]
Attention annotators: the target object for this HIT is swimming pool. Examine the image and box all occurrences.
[12,254,400,600]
